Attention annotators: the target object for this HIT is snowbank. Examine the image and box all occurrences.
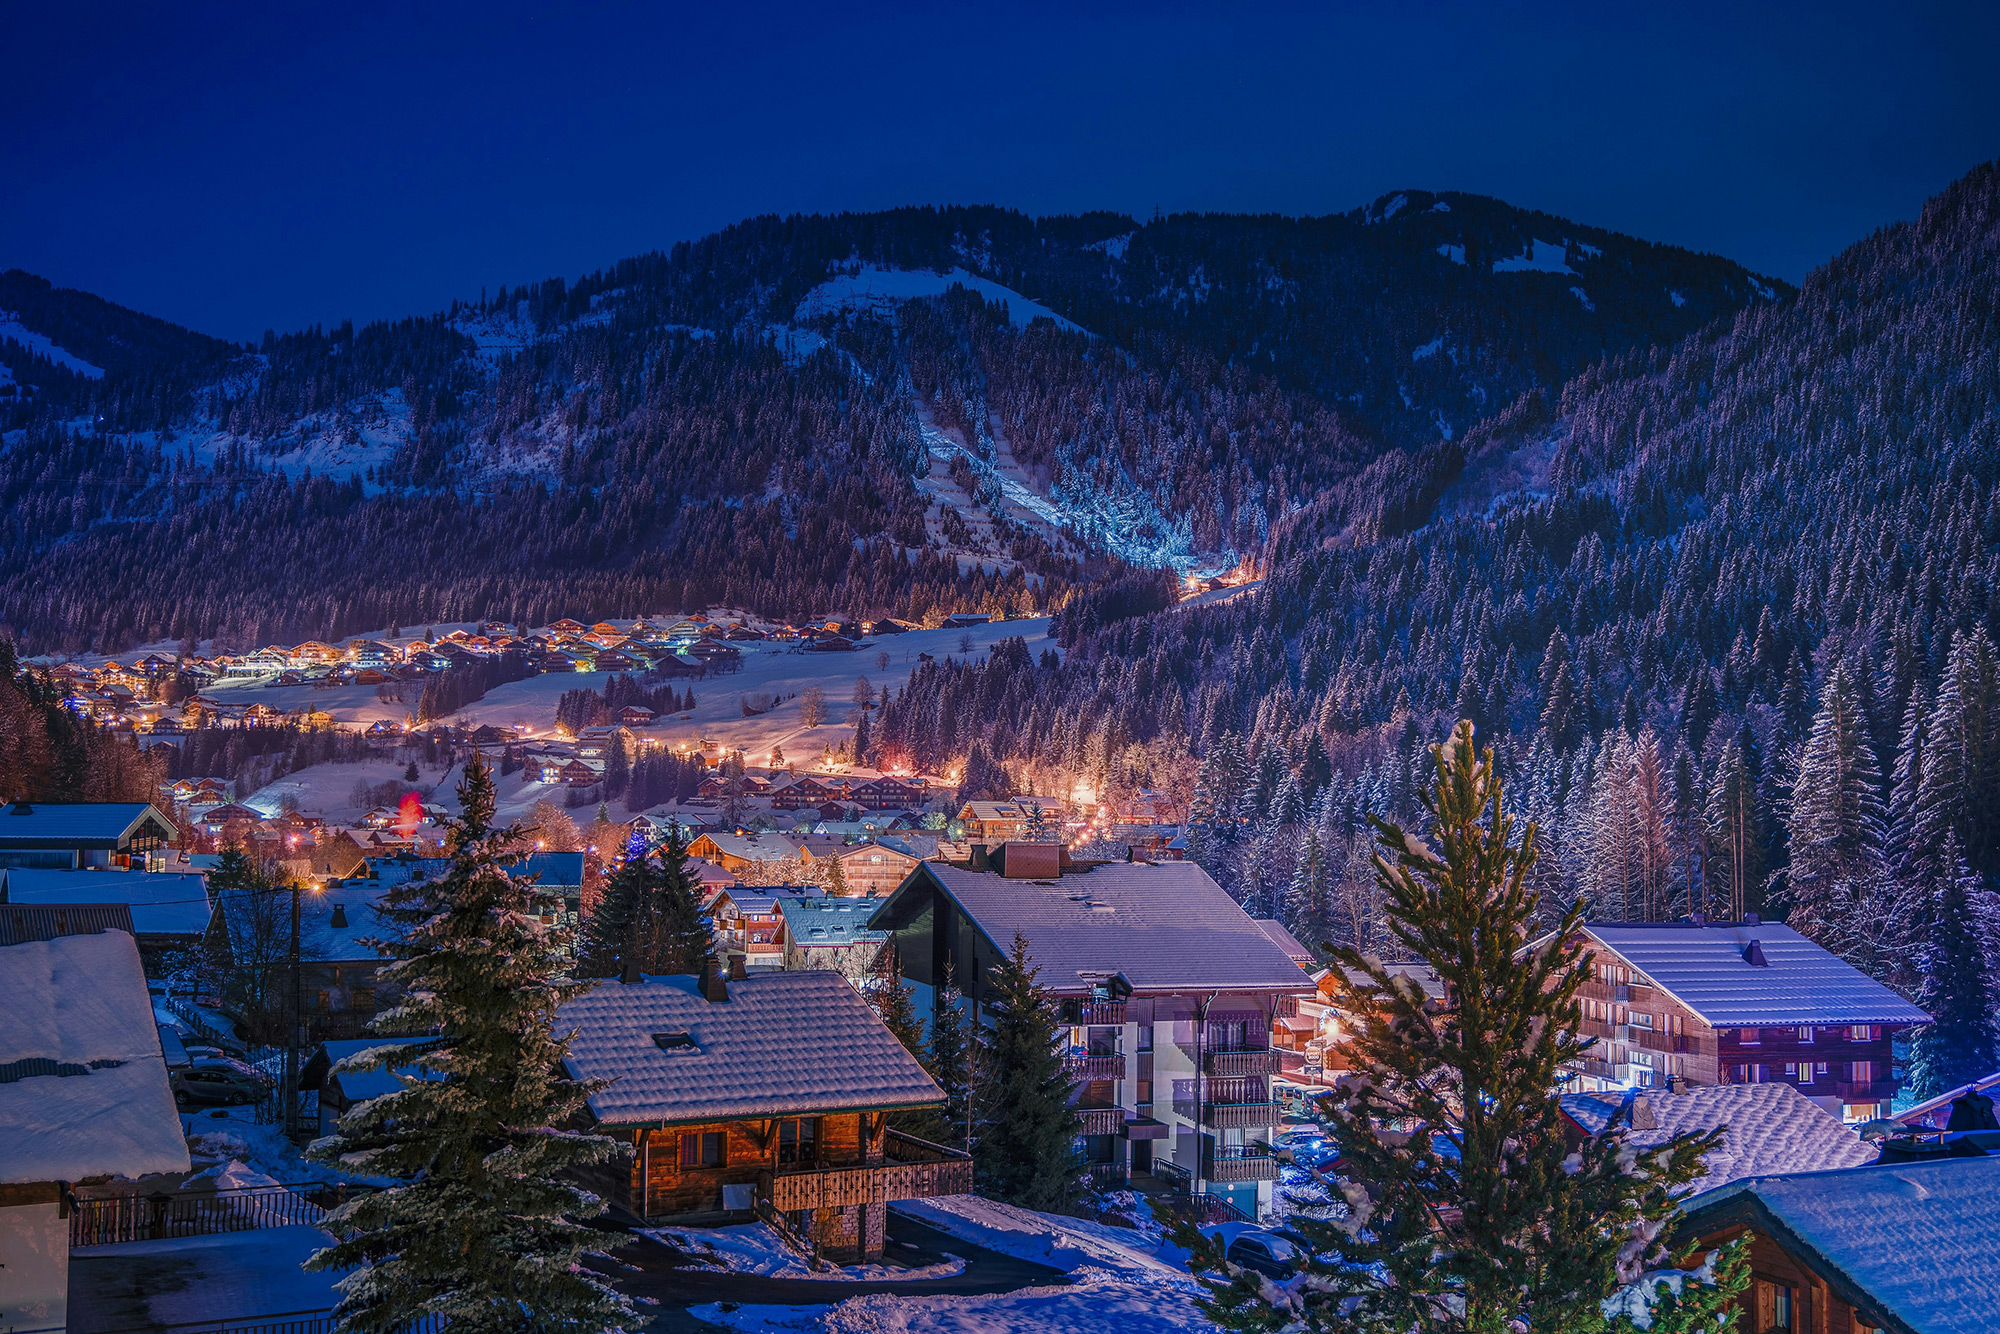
[645,1222,965,1281]
[692,1266,1212,1333]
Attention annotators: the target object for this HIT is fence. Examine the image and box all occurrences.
[70,1182,361,1248]
[84,1310,447,1334]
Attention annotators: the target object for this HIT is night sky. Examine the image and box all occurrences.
[5,1,1994,342]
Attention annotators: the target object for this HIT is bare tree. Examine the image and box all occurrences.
[876,651,891,671]
[852,676,873,711]
[800,685,826,728]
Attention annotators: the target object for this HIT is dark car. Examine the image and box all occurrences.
[171,1060,270,1107]
[1225,1230,1299,1279]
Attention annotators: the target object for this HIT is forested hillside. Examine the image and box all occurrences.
[873,162,2000,1076]
[0,194,1781,651]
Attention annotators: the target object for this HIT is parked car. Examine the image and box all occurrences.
[1268,1125,1334,1165]
[1199,1223,1300,1279]
[171,1059,271,1107]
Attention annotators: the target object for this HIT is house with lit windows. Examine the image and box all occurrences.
[1566,919,1930,1123]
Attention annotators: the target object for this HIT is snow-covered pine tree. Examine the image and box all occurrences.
[1913,626,2000,876]
[306,757,633,1334]
[1285,822,1335,958]
[1785,660,1897,973]
[1907,831,2000,1099]
[575,829,710,979]
[972,933,1081,1210]
[1181,722,1744,1334]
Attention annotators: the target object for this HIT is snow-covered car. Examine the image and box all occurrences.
[171,1059,271,1107]
[1268,1125,1335,1165]
[1198,1223,1300,1279]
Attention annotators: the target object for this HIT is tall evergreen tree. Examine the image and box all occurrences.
[1913,627,2000,876]
[1286,823,1334,957]
[972,934,1081,1210]
[575,830,709,979]
[1182,722,1746,1333]
[1785,660,1896,971]
[306,757,633,1334]
[1906,832,2000,1100]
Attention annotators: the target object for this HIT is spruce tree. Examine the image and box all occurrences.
[578,830,710,979]
[972,934,1081,1210]
[1182,722,1744,1333]
[306,757,633,1334]
[1786,661,1899,977]
[1907,832,2000,1099]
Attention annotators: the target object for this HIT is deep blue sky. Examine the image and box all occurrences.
[5,1,1994,342]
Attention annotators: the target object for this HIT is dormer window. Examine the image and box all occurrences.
[652,1032,697,1052]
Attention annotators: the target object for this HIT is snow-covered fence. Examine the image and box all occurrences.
[69,1181,360,1247]
[86,1310,447,1334]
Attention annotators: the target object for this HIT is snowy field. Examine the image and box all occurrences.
[689,1197,1210,1333]
[243,756,449,820]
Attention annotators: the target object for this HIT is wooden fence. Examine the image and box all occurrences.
[70,1182,360,1248]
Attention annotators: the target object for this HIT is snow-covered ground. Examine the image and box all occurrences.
[243,756,443,821]
[70,1224,341,1324]
[645,1222,966,1281]
[688,1197,1211,1333]
[795,266,1083,334]
[0,311,105,377]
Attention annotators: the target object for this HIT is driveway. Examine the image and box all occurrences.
[613,1214,1071,1330]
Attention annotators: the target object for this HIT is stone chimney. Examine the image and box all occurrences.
[969,843,990,873]
[620,953,642,985]
[699,954,730,1002]
[728,955,748,982]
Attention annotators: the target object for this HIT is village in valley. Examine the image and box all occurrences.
[2,605,1994,1334]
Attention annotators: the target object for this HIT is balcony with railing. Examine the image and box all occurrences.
[1061,999,1127,1025]
[1205,1046,1283,1077]
[1076,1106,1127,1137]
[1065,1051,1127,1080]
[763,1131,972,1212]
[1833,1078,1899,1103]
[1623,1026,1693,1055]
[1203,1145,1280,1182]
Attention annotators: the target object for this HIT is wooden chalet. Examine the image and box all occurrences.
[558,965,969,1261]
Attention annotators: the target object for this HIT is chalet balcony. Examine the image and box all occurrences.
[1204,1146,1280,1182]
[1062,999,1127,1025]
[761,1131,971,1213]
[1079,1161,1130,1190]
[1065,1052,1127,1080]
[1176,1100,1285,1129]
[1205,1047,1284,1077]
[1833,1079,1899,1103]
[1624,1027,1693,1055]
[1613,983,1656,1004]
[1076,1106,1127,1136]
[1272,996,1301,1018]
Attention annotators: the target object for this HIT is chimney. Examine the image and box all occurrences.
[1744,912,1759,927]
[1689,910,1705,926]
[728,955,747,981]
[1744,939,1769,967]
[699,955,730,1003]
[969,843,991,873]
[10,801,31,815]
[620,953,642,985]
[1666,1074,1690,1095]
[1628,1097,1658,1130]
[330,903,348,929]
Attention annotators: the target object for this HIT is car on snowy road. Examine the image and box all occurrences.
[1198,1223,1302,1279]
[171,1058,271,1107]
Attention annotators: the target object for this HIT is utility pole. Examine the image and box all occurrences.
[285,879,302,1137]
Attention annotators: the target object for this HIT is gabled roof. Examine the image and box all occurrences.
[2,870,212,936]
[872,860,1314,997]
[1251,918,1316,968]
[779,895,890,948]
[1582,922,1931,1027]
[557,970,942,1127]
[0,802,170,849]
[1560,1083,1877,1196]
[0,930,191,1183]
[694,832,801,863]
[1681,1155,2000,1334]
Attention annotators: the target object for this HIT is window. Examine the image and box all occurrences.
[352,990,375,1012]
[1815,1062,1829,1077]
[680,1131,725,1169]
[1797,1062,1812,1085]
[1784,1063,1797,1079]
[1740,1028,1761,1045]
[1798,1025,1814,1044]
[1851,1060,1874,1083]
[1629,1011,1654,1030]
[777,1117,818,1166]
[1849,1024,1875,1041]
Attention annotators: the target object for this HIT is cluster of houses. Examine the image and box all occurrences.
[44,609,1010,742]
[1,800,1994,1333]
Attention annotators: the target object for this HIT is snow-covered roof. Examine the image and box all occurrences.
[1683,1154,2000,1331]
[697,832,802,863]
[1582,923,1931,1026]
[557,970,942,1127]
[0,930,192,1183]
[2,869,212,936]
[1251,918,1316,967]
[876,861,1314,997]
[1560,1083,1876,1195]
[779,896,889,948]
[0,801,168,848]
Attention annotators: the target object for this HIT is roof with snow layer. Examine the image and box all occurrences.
[1560,1082,1876,1196]
[2,869,212,936]
[1582,922,1932,1027]
[557,970,942,1127]
[1680,1154,2000,1334]
[875,860,1314,997]
[0,929,192,1183]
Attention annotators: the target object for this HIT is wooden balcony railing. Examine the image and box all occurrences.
[1177,1100,1285,1129]
[1076,1106,1127,1136]
[1065,1052,1127,1080]
[1206,1048,1282,1077]
[1204,1147,1280,1182]
[1061,999,1127,1025]
[765,1132,972,1212]
[1271,996,1301,1018]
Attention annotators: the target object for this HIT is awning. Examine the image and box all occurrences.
[1279,1015,1317,1033]
[1122,1116,1171,1140]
